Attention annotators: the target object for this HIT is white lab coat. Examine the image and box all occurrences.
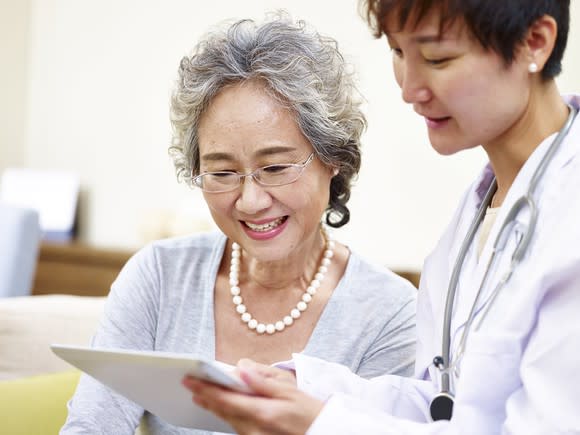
[295,95,580,435]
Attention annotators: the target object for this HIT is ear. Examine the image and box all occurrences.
[522,14,558,73]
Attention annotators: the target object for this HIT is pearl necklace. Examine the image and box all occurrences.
[229,228,334,335]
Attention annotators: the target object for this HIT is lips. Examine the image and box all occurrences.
[243,216,287,232]
[424,116,451,129]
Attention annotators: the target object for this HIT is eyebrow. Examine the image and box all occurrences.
[200,145,298,162]
[413,34,443,44]
[387,33,444,46]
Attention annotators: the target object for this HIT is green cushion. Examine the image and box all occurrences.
[0,370,80,435]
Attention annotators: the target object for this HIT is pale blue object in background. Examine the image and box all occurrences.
[0,204,41,297]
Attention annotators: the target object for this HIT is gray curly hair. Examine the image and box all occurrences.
[169,12,366,227]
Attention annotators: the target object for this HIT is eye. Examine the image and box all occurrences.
[390,47,403,58]
[209,171,237,178]
[262,164,291,174]
[424,57,451,66]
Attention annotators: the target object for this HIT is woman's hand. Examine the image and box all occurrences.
[182,359,324,435]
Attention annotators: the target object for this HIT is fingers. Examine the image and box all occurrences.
[238,359,297,387]
[238,365,293,398]
[183,375,324,435]
[238,359,273,377]
[183,377,268,421]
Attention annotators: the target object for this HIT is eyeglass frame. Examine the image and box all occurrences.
[191,153,316,193]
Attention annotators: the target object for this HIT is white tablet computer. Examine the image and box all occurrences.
[51,344,251,433]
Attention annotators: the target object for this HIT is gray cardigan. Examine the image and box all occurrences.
[62,231,417,435]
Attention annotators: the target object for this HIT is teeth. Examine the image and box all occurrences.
[245,217,284,232]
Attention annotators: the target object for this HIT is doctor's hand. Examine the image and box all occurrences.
[182,359,324,435]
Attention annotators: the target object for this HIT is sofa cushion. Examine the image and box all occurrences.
[0,370,80,434]
[0,294,105,380]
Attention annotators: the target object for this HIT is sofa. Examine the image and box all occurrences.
[0,294,105,434]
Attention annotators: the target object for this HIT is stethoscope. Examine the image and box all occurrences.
[429,104,578,422]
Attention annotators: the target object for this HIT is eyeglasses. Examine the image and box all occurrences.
[192,153,315,193]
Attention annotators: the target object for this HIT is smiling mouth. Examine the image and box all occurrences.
[243,216,287,232]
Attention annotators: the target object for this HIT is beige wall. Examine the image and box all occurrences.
[3,1,580,269]
[0,0,31,173]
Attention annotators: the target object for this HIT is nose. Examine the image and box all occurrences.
[235,176,272,215]
[396,62,431,104]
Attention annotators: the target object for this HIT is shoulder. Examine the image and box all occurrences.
[117,231,225,280]
[148,230,225,255]
[143,230,225,264]
[344,251,417,314]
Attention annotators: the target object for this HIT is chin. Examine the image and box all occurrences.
[429,137,478,156]
[244,245,289,263]
[430,143,463,156]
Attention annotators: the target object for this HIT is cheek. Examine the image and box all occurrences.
[393,59,404,89]
[282,173,332,213]
[450,72,527,128]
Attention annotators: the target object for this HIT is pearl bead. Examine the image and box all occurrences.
[236,304,246,314]
[229,228,334,335]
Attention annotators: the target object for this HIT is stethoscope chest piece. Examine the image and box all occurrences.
[429,392,454,421]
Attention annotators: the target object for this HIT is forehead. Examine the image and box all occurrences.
[197,80,310,158]
[383,6,467,44]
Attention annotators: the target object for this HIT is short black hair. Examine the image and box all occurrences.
[362,0,570,79]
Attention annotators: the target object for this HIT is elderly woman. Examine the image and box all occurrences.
[61,13,417,435]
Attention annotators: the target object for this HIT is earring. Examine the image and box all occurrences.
[528,62,539,74]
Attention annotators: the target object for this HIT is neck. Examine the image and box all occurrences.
[483,81,568,205]
[236,229,326,291]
